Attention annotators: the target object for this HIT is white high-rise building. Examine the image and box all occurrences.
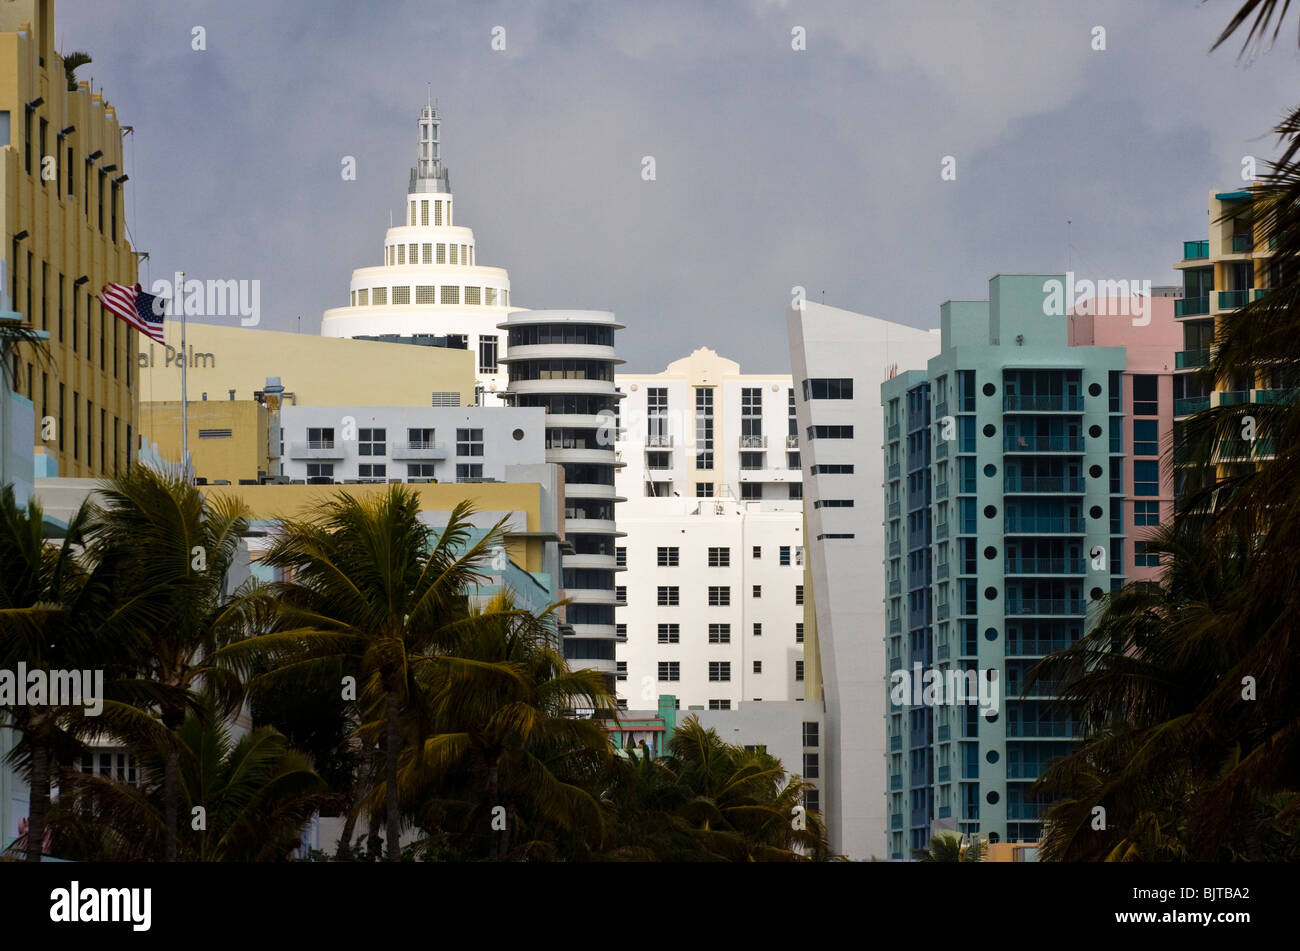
[787,301,941,861]
[321,103,514,404]
[612,349,806,712]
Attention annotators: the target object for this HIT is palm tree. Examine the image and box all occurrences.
[88,466,253,861]
[913,830,985,862]
[50,703,326,861]
[411,593,616,860]
[220,488,512,862]
[60,51,91,92]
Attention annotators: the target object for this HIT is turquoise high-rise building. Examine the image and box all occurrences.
[881,274,1176,860]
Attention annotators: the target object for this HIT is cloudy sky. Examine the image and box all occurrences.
[60,0,1300,372]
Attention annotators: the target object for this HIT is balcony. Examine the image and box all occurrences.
[786,434,799,449]
[1007,720,1080,739]
[937,725,950,742]
[934,480,948,498]
[887,423,900,440]
[1006,599,1086,616]
[1253,389,1295,405]
[646,433,674,447]
[889,579,902,596]
[1174,396,1210,416]
[1004,435,1084,453]
[1005,516,1086,534]
[1218,289,1252,310]
[890,735,902,752]
[936,603,950,621]
[1217,391,1250,407]
[1004,476,1084,494]
[1175,296,1210,317]
[1175,349,1210,370]
[1182,239,1209,260]
[935,442,948,460]
[390,440,447,460]
[1231,233,1254,253]
[888,539,901,557]
[890,812,903,829]
[936,562,949,580]
[890,776,902,791]
[935,401,949,418]
[289,440,344,460]
[889,618,902,634]
[739,435,767,449]
[1003,395,1084,412]
[888,462,901,480]
[1006,557,1086,574]
[935,522,949,540]
[888,501,901,518]
[937,765,951,782]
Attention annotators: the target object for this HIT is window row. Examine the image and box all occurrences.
[385,241,472,267]
[353,284,506,307]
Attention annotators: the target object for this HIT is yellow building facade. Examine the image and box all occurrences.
[141,399,272,485]
[1,0,138,478]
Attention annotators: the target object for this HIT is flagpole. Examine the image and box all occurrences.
[176,269,189,483]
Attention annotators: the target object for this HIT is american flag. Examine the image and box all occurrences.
[99,282,166,344]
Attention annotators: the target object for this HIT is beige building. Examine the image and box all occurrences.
[141,398,274,485]
[137,322,477,408]
[1,0,138,478]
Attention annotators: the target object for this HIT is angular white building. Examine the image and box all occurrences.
[320,104,514,403]
[787,301,940,861]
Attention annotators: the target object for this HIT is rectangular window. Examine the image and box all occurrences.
[814,499,854,509]
[807,425,854,439]
[707,547,730,567]
[1134,500,1160,526]
[803,721,819,747]
[657,586,679,606]
[616,546,627,568]
[788,483,803,500]
[1134,541,1160,567]
[372,287,388,305]
[657,623,680,644]
[456,428,484,456]
[441,285,460,304]
[615,585,627,602]
[616,661,627,681]
[307,426,335,448]
[657,662,680,682]
[796,660,805,681]
[1133,419,1158,456]
[801,378,854,400]
[422,243,432,264]
[696,482,714,497]
[1134,460,1159,497]
[478,336,498,373]
[803,753,820,779]
[709,699,731,711]
[450,244,458,265]
[406,464,436,478]
[455,463,483,480]
[1133,375,1158,415]
[465,286,481,305]
[752,585,762,598]
[616,623,627,638]
[708,586,731,606]
[436,244,446,264]
[708,662,731,682]
[753,622,762,637]
[358,428,387,456]
[780,546,792,566]
[657,546,679,567]
[740,483,761,500]
[421,200,429,225]
[708,623,731,643]
[358,463,387,480]
[795,585,804,606]
[796,622,804,643]
[753,545,761,559]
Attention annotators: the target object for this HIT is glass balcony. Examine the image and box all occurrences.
[739,435,767,449]
[1004,435,1084,453]
[1218,391,1250,406]
[1006,599,1086,615]
[1175,296,1210,317]
[1253,389,1294,404]
[935,480,948,497]
[937,642,950,660]
[1182,239,1209,259]
[888,462,901,479]
[935,522,949,540]
[889,579,902,596]
[646,434,674,447]
[1003,395,1084,412]
[890,735,902,751]
[1005,557,1086,574]
[889,539,901,557]
[1231,233,1254,253]
[936,603,950,621]
[1175,396,1210,416]
[1004,476,1084,493]
[890,776,902,791]
[888,501,901,518]
[890,812,903,828]
[935,442,948,460]
[887,423,900,440]
[1174,349,1210,369]
[937,765,951,782]
[1218,289,1251,309]
[785,434,799,448]
[1004,516,1086,534]
[935,401,949,418]
[936,562,949,580]
[938,725,950,741]
[889,618,902,634]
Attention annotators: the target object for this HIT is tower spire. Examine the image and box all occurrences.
[410,99,449,194]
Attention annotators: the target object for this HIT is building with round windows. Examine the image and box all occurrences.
[320,104,514,403]
[499,310,625,681]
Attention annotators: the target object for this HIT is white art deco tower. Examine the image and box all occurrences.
[321,104,514,403]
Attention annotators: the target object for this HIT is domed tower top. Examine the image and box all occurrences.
[410,97,450,194]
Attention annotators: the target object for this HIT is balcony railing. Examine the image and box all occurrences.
[1253,389,1295,405]
[1003,395,1084,412]
[890,810,903,827]
[1006,599,1086,616]
[888,540,901,557]
[646,433,674,447]
[935,442,948,460]
[739,435,767,449]
[1175,296,1210,317]
[936,603,950,621]
[1231,233,1254,253]
[1006,557,1086,574]
[937,725,950,742]
[785,434,799,448]
[936,562,949,580]
[1004,476,1084,493]
[1005,517,1086,534]
[888,462,901,479]
[935,401,949,418]
[1175,396,1210,416]
[289,440,344,460]
[888,618,902,634]
[937,642,950,660]
[1183,239,1209,259]
[1218,391,1250,406]
[1004,435,1084,453]
[934,480,948,498]
[887,423,900,440]
[935,522,949,540]
[1007,720,1081,738]
[890,776,902,791]
[1175,349,1210,370]
[890,735,902,752]
[888,501,901,518]
[889,579,902,596]
[1218,289,1251,309]
[391,440,447,460]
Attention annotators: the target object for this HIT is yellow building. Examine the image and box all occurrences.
[137,322,477,408]
[141,399,273,485]
[1,0,138,478]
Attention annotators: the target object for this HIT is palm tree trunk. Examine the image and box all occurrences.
[25,738,48,863]
[336,802,358,860]
[385,691,400,862]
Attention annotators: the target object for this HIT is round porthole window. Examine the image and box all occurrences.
[512,429,524,441]
[982,383,996,396]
